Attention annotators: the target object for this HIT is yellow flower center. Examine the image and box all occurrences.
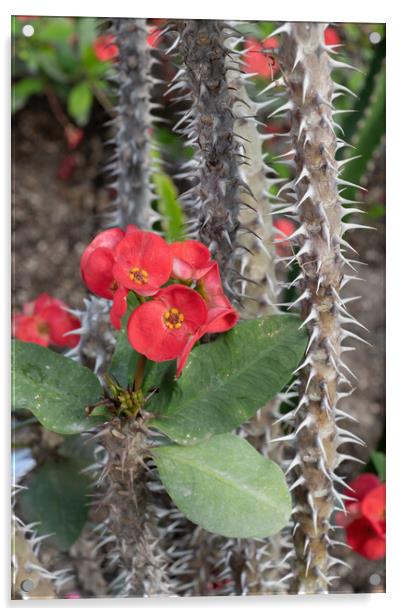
[163,307,185,330]
[129,267,149,285]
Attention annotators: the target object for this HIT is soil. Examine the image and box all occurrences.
[12,101,111,311]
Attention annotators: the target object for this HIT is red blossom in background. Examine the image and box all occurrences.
[273,218,296,257]
[127,284,208,363]
[64,125,84,150]
[13,293,80,348]
[336,473,386,560]
[324,26,341,46]
[147,28,160,48]
[57,154,77,181]
[93,35,119,62]
[244,37,279,79]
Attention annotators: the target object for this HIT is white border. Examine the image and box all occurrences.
[2,0,401,613]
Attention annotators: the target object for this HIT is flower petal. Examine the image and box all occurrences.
[171,240,211,280]
[113,228,172,294]
[83,248,116,299]
[110,287,128,330]
[127,300,189,361]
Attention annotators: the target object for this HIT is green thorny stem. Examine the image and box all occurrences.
[277,22,365,593]
[105,18,161,230]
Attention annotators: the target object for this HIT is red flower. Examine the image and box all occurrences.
[336,473,386,560]
[64,125,84,150]
[13,293,80,348]
[127,284,208,363]
[273,218,296,257]
[110,287,128,330]
[81,228,125,299]
[324,26,340,46]
[244,37,279,79]
[113,227,172,296]
[147,28,160,48]
[57,154,77,181]
[171,239,212,280]
[175,264,239,375]
[93,35,119,62]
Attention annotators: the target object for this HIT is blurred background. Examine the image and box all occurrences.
[12,16,385,596]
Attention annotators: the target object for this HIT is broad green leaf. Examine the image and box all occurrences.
[149,315,307,444]
[19,460,90,550]
[143,360,177,408]
[67,81,93,126]
[12,77,44,113]
[153,434,291,538]
[153,172,185,242]
[371,451,386,482]
[12,341,106,434]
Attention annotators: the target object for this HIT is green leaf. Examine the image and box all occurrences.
[36,50,71,83]
[153,434,291,538]
[149,314,307,444]
[153,172,185,242]
[35,17,75,44]
[343,65,385,198]
[12,77,44,113]
[76,17,98,57]
[143,360,177,408]
[110,292,142,388]
[12,341,106,434]
[67,81,93,126]
[371,451,386,482]
[19,460,90,550]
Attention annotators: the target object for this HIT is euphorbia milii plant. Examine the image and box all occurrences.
[80,226,238,376]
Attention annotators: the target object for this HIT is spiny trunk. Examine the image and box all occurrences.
[93,418,172,597]
[167,19,247,300]
[279,22,363,593]
[225,42,279,316]
[106,18,159,230]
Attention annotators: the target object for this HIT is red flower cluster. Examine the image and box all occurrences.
[244,36,279,79]
[336,473,386,560]
[244,26,340,79]
[13,293,80,348]
[273,218,296,257]
[93,35,119,62]
[80,227,239,376]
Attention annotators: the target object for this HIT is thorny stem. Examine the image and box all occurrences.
[280,22,358,594]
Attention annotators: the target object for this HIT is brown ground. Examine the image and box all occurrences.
[12,102,111,312]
